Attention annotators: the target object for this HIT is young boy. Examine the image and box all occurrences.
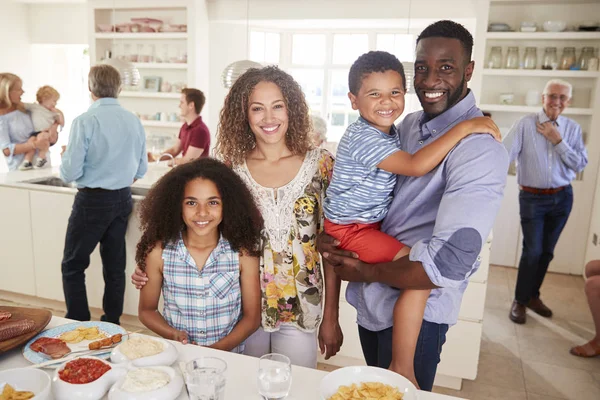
[20,85,64,170]
[323,51,500,387]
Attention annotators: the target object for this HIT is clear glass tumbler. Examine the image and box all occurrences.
[257,353,292,400]
[185,357,227,400]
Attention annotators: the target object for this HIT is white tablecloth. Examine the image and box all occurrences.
[0,317,464,400]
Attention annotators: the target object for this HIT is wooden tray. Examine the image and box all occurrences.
[0,306,52,353]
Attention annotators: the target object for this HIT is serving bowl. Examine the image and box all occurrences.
[543,20,567,32]
[107,366,183,400]
[110,334,178,367]
[0,368,51,400]
[319,366,418,400]
[52,356,126,400]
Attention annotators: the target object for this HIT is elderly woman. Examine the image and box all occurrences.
[310,114,338,155]
[0,73,50,170]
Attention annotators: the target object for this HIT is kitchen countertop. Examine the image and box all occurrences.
[0,162,172,197]
[0,316,466,400]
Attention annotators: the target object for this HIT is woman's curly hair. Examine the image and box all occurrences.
[215,66,314,166]
[135,158,263,270]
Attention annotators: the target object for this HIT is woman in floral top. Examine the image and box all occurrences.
[214,66,338,368]
[132,67,342,368]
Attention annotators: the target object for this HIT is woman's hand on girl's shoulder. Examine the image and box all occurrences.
[131,267,148,289]
[132,242,163,289]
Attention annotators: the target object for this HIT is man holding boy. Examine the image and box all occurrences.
[319,20,508,390]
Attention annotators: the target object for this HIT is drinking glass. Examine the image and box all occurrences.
[185,357,227,400]
[257,353,292,400]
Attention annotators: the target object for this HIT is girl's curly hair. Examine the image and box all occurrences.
[135,158,263,270]
[215,66,314,166]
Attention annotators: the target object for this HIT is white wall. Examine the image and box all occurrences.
[28,3,88,44]
[0,1,33,95]
[205,0,479,146]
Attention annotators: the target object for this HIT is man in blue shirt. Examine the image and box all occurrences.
[319,20,508,391]
[504,79,587,324]
[60,64,148,324]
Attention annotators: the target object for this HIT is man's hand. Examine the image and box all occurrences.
[316,232,357,259]
[318,316,344,360]
[131,267,148,289]
[536,121,562,145]
[323,252,374,283]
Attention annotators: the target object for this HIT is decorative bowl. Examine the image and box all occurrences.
[110,334,178,367]
[319,366,418,400]
[543,20,567,32]
[0,368,51,400]
[107,366,183,400]
[52,357,126,400]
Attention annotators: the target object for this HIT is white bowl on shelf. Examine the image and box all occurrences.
[543,20,567,32]
[0,368,51,400]
[110,334,178,367]
[319,366,418,400]
[107,366,183,400]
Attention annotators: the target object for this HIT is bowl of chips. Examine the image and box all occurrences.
[320,366,418,400]
[0,368,51,399]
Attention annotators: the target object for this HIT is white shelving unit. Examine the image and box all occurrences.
[88,0,209,140]
[120,91,181,99]
[480,104,594,115]
[95,32,187,40]
[482,0,600,276]
[133,62,187,69]
[482,68,600,78]
[141,120,181,128]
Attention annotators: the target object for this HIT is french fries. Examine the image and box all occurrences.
[58,326,106,344]
[328,382,403,400]
[0,384,35,400]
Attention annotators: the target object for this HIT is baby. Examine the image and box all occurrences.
[20,85,64,170]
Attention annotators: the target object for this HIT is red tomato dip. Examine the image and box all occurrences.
[58,358,111,384]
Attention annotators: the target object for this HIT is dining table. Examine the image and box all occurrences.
[0,316,466,399]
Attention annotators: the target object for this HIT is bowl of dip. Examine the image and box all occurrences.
[107,366,183,400]
[52,356,126,400]
[110,334,178,367]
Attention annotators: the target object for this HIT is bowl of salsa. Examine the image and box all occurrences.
[52,357,125,400]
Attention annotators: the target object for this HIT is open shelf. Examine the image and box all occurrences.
[480,104,593,115]
[95,33,187,40]
[485,32,600,40]
[133,62,187,69]
[141,120,181,128]
[120,91,180,99]
[482,69,600,78]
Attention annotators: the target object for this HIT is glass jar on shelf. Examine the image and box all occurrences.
[523,47,537,69]
[541,47,558,70]
[578,47,595,70]
[588,48,599,71]
[504,46,519,69]
[487,46,503,69]
[559,47,576,70]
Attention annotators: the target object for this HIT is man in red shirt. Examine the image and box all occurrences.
[161,88,210,165]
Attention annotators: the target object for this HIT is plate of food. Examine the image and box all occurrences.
[0,368,51,400]
[107,366,183,400]
[110,334,178,367]
[320,366,418,400]
[0,306,52,354]
[52,356,124,400]
[23,321,127,365]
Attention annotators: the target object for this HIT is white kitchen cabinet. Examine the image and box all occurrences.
[0,187,36,295]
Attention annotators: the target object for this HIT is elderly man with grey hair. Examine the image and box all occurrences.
[60,64,147,324]
[505,78,588,324]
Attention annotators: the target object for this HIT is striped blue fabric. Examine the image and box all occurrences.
[505,110,588,188]
[324,117,401,224]
[161,234,243,353]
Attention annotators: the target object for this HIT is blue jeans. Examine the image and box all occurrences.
[358,320,449,391]
[515,185,573,304]
[61,188,133,323]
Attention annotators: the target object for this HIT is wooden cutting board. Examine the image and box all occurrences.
[0,306,52,353]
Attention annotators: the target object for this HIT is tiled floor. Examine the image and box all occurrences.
[1,265,598,399]
[433,265,600,400]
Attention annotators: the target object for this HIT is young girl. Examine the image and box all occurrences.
[136,158,263,353]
